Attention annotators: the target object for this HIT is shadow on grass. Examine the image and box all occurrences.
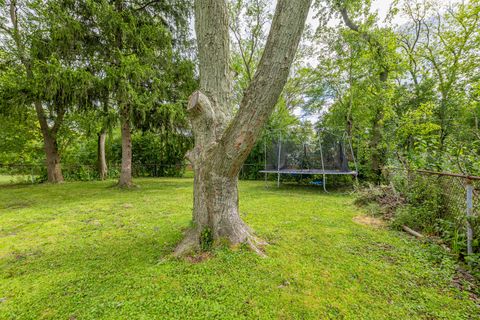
[0,178,195,210]
[244,180,354,197]
[2,225,185,279]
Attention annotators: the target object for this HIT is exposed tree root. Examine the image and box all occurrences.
[173,228,202,257]
[117,181,137,189]
[173,227,268,258]
[246,234,268,257]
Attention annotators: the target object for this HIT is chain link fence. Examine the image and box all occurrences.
[0,163,188,184]
[0,162,269,185]
[385,167,480,257]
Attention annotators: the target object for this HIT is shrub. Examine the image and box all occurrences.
[355,183,405,219]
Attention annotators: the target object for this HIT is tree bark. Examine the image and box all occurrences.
[174,0,312,256]
[35,106,65,184]
[370,107,384,182]
[43,128,64,183]
[97,129,108,180]
[34,101,64,183]
[118,117,133,187]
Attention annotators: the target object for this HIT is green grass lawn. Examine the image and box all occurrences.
[0,175,33,185]
[0,178,478,319]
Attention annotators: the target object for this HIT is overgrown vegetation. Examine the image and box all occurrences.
[356,169,480,279]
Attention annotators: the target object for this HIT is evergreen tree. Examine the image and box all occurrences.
[58,0,194,187]
[0,0,95,182]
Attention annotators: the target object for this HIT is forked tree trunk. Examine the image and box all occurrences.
[36,111,64,184]
[118,117,133,187]
[10,1,65,183]
[174,0,312,256]
[98,130,108,180]
[34,101,64,183]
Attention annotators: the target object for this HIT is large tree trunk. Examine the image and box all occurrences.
[97,130,108,180]
[174,0,312,256]
[34,107,64,184]
[118,117,133,187]
[175,154,256,255]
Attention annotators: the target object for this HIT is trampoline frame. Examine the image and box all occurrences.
[260,132,358,192]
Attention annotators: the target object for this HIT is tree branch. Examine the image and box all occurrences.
[51,107,66,135]
[338,6,388,82]
[187,90,217,155]
[194,0,230,131]
[217,0,312,176]
[134,0,158,11]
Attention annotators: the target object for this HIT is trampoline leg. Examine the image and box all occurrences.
[323,174,328,192]
[277,172,280,188]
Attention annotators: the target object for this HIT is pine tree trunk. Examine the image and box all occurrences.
[97,130,108,180]
[34,101,64,183]
[118,118,133,187]
[174,0,312,256]
[43,131,64,183]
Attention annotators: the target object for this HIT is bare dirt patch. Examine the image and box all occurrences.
[353,215,386,229]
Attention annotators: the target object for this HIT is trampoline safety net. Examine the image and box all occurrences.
[262,131,357,175]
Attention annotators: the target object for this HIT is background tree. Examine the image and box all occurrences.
[0,0,94,182]
[307,0,479,179]
[55,0,193,187]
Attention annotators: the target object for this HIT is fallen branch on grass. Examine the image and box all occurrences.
[402,225,424,238]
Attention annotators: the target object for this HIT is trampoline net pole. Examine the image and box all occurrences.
[264,140,267,188]
[348,134,359,181]
[277,133,282,188]
[319,135,327,192]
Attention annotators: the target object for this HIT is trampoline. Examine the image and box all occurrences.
[260,131,358,191]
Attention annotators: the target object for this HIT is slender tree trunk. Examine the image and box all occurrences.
[174,0,311,256]
[340,6,389,182]
[118,117,133,187]
[43,130,64,183]
[370,107,384,182]
[97,129,108,180]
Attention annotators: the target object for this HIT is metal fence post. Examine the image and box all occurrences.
[466,180,473,256]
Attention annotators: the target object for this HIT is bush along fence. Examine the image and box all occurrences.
[384,168,480,267]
